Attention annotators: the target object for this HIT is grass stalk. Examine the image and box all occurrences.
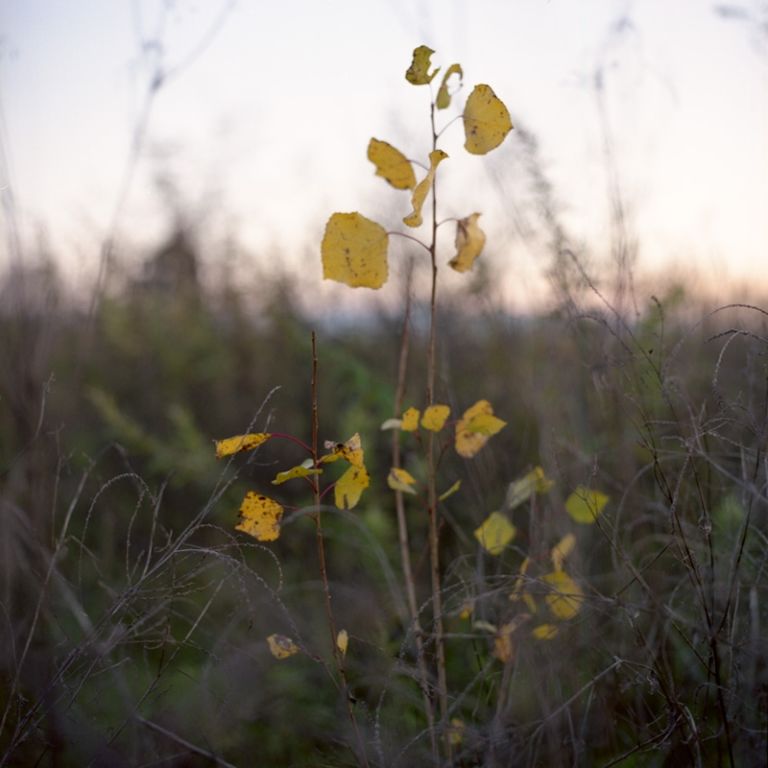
[310,332,370,768]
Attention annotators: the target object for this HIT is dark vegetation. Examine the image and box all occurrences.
[1,220,767,766]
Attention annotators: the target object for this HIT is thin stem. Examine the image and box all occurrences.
[388,230,432,253]
[391,258,437,758]
[310,332,370,768]
[426,99,451,760]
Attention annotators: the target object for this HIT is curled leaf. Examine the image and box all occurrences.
[474,511,516,556]
[463,84,513,155]
[551,533,576,572]
[565,487,609,524]
[405,45,439,85]
[272,465,322,485]
[401,407,420,432]
[267,634,299,659]
[235,492,284,542]
[367,138,416,190]
[493,616,528,662]
[436,63,463,109]
[438,479,462,502]
[421,404,451,431]
[215,433,271,459]
[449,213,486,273]
[380,418,403,431]
[505,467,553,510]
[388,466,417,494]
[455,400,506,458]
[403,149,448,228]
[542,570,584,620]
[336,629,349,657]
[321,212,389,289]
[335,464,370,510]
[509,556,531,602]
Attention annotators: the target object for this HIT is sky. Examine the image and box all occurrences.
[1,0,766,307]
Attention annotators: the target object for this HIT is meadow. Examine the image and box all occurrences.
[2,45,767,768]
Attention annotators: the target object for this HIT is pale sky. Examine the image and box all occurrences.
[1,0,766,307]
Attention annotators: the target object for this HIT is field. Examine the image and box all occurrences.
[2,29,767,766]
[1,237,767,766]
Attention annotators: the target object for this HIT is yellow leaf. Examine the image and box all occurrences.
[458,600,473,620]
[449,213,486,273]
[463,84,513,155]
[493,616,527,662]
[336,629,349,657]
[509,556,530,602]
[405,45,439,85]
[448,718,465,746]
[532,624,559,640]
[436,63,463,109]
[320,433,365,467]
[401,407,420,432]
[272,465,322,485]
[474,511,516,556]
[542,570,584,620]
[335,464,370,510]
[551,533,576,572]
[455,400,506,458]
[403,149,448,228]
[267,633,299,659]
[367,138,416,190]
[565,487,609,524]
[522,593,537,614]
[321,212,389,289]
[215,433,271,459]
[438,479,461,502]
[505,466,553,509]
[421,404,451,431]
[387,466,417,494]
[235,492,284,542]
